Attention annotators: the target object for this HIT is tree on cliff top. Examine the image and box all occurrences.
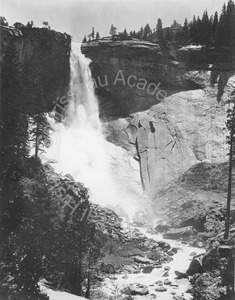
[143,23,151,40]
[0,16,8,26]
[224,90,235,239]
[156,18,163,40]
[109,24,117,36]
[96,31,100,39]
[91,27,95,39]
[42,21,50,29]
[171,20,181,27]
[26,21,34,28]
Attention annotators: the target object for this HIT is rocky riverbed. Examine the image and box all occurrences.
[90,226,205,300]
[40,166,234,300]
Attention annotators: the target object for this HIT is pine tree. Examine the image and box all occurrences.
[181,17,189,44]
[82,35,87,43]
[95,31,100,39]
[165,28,172,41]
[26,21,33,28]
[123,28,128,39]
[183,18,188,29]
[190,15,197,43]
[215,3,227,46]
[171,20,180,27]
[29,113,51,161]
[226,0,235,48]
[201,10,211,44]
[91,27,95,40]
[196,16,202,44]
[109,24,117,36]
[212,11,219,41]
[156,18,163,41]
[139,26,144,39]
[143,23,151,40]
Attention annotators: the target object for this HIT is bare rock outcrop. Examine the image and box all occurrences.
[127,87,229,191]
[1,25,71,113]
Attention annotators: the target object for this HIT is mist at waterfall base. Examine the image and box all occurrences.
[44,43,142,216]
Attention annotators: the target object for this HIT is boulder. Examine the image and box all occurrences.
[123,283,149,296]
[154,264,163,268]
[146,250,162,261]
[218,245,233,258]
[163,226,195,239]
[134,256,154,264]
[123,264,139,274]
[131,295,157,300]
[162,271,169,277]
[154,241,171,250]
[173,295,183,300]
[155,224,170,233]
[155,286,167,292]
[142,266,155,274]
[202,248,221,271]
[186,257,203,276]
[174,271,188,279]
[180,214,206,232]
[100,263,116,274]
[170,247,178,254]
[164,279,172,285]
[170,283,179,287]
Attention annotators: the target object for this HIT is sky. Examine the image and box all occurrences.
[1,0,227,42]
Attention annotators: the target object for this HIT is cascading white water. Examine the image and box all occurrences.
[45,43,142,213]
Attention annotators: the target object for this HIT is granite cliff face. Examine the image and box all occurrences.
[1,25,71,113]
[81,39,235,118]
[127,87,231,191]
[81,40,205,117]
[82,39,235,192]
[105,83,233,193]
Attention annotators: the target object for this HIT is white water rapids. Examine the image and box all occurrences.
[40,227,205,300]
[102,228,205,300]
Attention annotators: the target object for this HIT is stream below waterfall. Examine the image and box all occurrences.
[101,227,205,300]
[40,227,205,300]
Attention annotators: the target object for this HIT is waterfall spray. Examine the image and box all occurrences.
[44,42,143,215]
[45,43,113,205]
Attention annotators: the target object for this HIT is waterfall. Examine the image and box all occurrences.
[44,43,142,212]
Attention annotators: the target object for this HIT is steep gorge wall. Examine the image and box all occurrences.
[1,25,71,113]
[82,39,235,192]
[81,40,204,118]
[82,40,235,118]
[127,87,231,191]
